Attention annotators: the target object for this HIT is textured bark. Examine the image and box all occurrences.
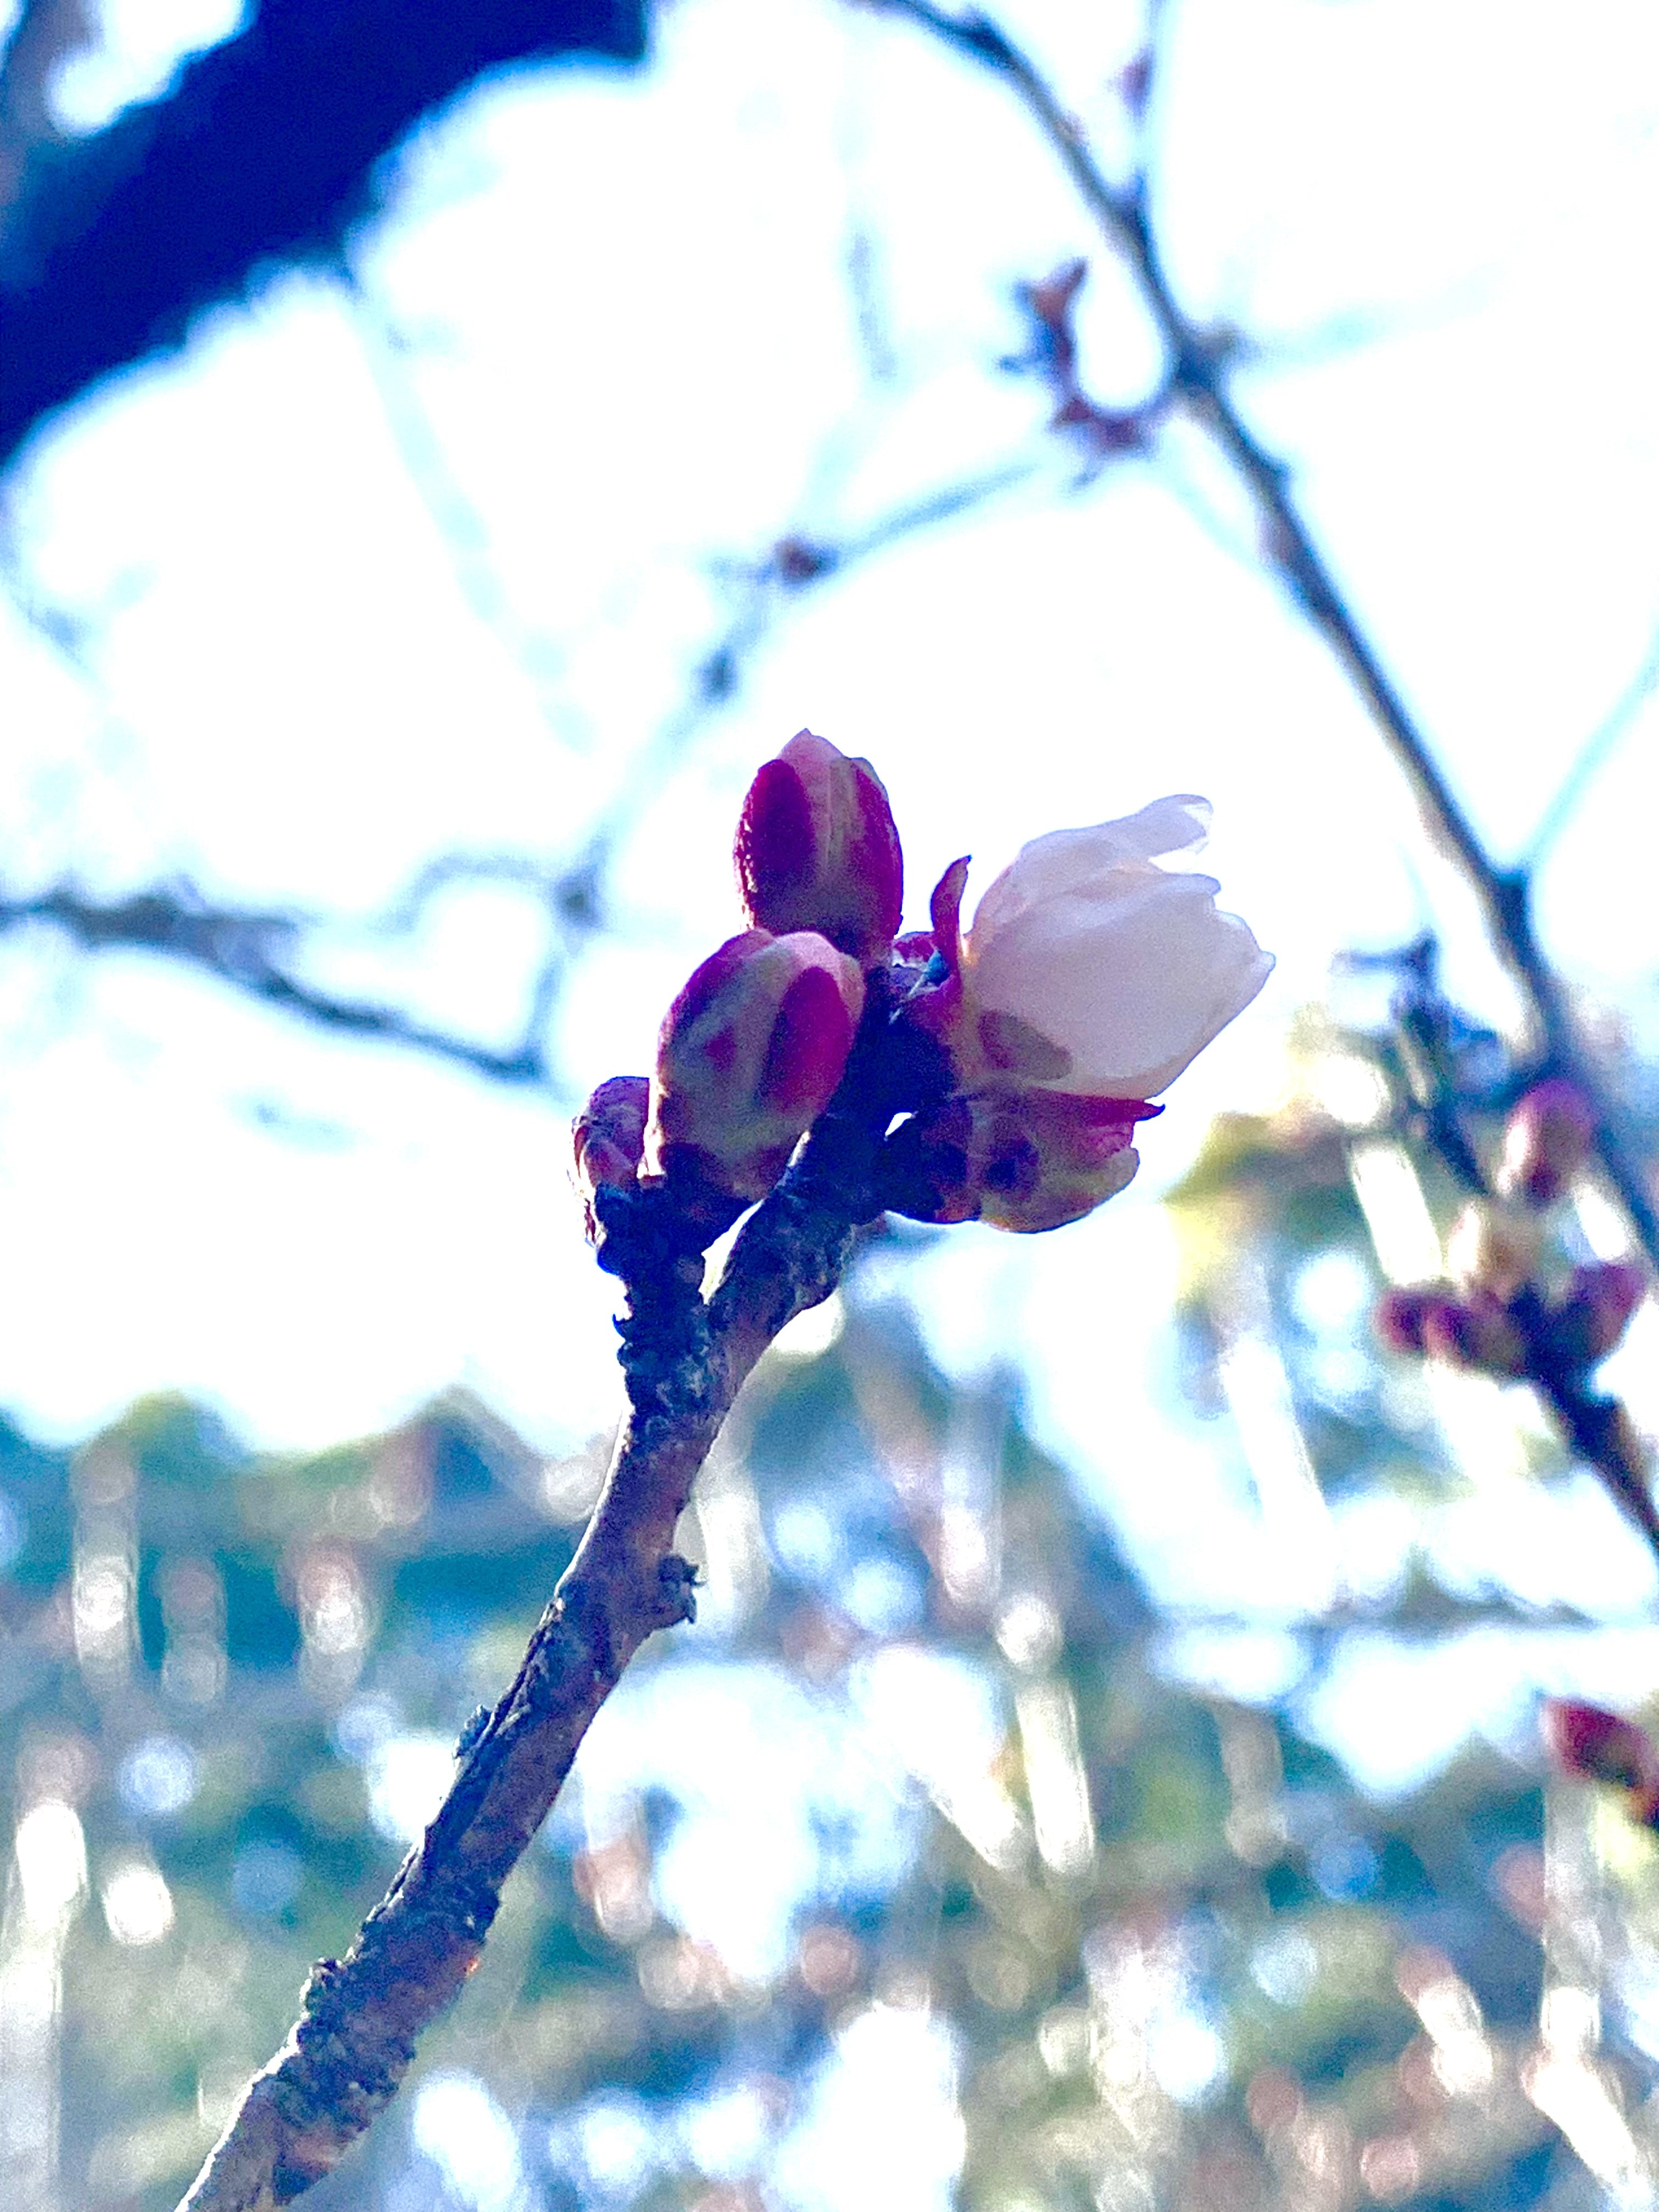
[174,986,919,2211]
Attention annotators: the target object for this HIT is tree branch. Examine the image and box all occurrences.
[173,992,903,2210]
[877,0,1659,1277]
[0,0,645,470]
[1,878,560,1085]
[1374,947,1659,1562]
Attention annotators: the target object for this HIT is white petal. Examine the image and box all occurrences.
[967,873,1271,1095]
[967,797,1212,949]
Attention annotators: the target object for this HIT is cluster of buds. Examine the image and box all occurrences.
[1542,1699,1659,1826]
[573,729,1271,1263]
[1375,1081,1644,1383]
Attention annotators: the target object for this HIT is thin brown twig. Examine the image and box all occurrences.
[875,0,1659,1279]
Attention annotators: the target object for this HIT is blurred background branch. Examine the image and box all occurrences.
[0,874,564,1085]
[880,0,1659,1281]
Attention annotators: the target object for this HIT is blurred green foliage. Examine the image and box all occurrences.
[4,1034,1658,2212]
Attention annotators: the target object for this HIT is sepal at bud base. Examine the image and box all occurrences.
[735,730,904,968]
[1374,1286,1448,1358]
[1374,1286,1528,1376]
[1497,1080,1595,1209]
[1422,1294,1530,1377]
[571,1075,650,1245]
[646,929,865,1218]
[879,1088,1158,1234]
[1542,1699,1659,1822]
[1545,1261,1646,1371]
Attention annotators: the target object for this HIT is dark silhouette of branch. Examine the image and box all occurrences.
[1,879,559,1084]
[0,0,645,470]
[174,984,909,2211]
[876,0,1659,1277]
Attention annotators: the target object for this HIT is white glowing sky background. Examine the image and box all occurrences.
[3,0,1659,1740]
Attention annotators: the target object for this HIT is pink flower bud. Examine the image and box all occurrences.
[1419,1292,1529,1378]
[906,798,1271,1099]
[1548,1261,1647,1369]
[1496,1080,1595,1208]
[881,1088,1156,1234]
[571,1075,650,1244]
[646,929,865,1206]
[1543,1699,1659,1809]
[734,731,904,968]
[1374,1286,1445,1356]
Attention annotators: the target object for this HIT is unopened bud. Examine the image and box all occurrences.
[1543,1699,1659,1815]
[1420,1292,1529,1378]
[646,929,864,1212]
[1446,1200,1543,1302]
[571,1076,650,1244]
[1497,1080,1595,1209]
[1375,1286,1451,1357]
[735,730,904,968]
[879,1088,1156,1234]
[1547,1261,1646,1371]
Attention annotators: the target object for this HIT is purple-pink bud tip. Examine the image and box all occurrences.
[734,731,904,968]
[1497,1080,1595,1209]
[1543,1698,1659,1803]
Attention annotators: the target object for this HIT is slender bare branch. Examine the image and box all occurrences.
[173,981,913,2211]
[2,879,557,1085]
[876,0,1659,1276]
[1,433,1046,1098]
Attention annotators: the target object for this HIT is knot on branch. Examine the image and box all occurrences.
[284,1954,417,2117]
[555,1551,699,1684]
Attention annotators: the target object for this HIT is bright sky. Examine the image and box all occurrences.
[4,0,1659,1824]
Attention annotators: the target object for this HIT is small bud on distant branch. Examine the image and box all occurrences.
[1543,1699,1659,1821]
[1419,1293,1529,1378]
[1115,49,1153,119]
[1014,257,1086,384]
[1375,1286,1458,1358]
[1496,1080,1595,1209]
[1547,1262,1646,1372]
